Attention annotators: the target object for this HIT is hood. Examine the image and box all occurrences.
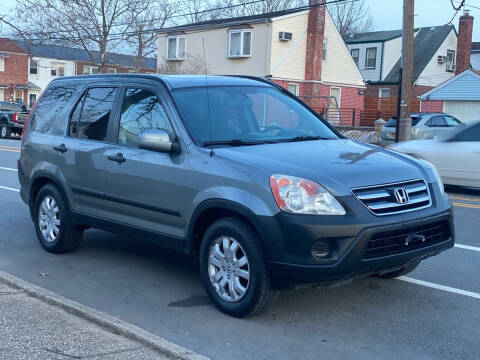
[213,139,429,196]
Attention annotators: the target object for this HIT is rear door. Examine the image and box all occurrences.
[60,85,120,216]
[103,83,187,245]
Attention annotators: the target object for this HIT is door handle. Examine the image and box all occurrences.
[53,144,67,153]
[108,153,126,163]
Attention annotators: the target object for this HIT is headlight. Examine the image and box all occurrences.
[416,159,445,195]
[412,126,420,134]
[270,175,346,215]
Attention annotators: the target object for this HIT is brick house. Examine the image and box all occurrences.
[157,0,365,126]
[0,38,30,104]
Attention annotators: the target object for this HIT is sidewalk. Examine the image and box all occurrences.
[0,272,207,360]
[0,281,167,359]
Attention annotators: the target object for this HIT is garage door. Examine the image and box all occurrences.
[444,101,480,124]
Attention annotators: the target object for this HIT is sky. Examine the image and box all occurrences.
[0,0,479,41]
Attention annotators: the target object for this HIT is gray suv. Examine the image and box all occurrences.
[19,75,454,317]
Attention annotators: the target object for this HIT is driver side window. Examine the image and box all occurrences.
[118,88,172,147]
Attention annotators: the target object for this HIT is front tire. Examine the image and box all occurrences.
[199,217,278,317]
[0,123,11,139]
[33,184,83,253]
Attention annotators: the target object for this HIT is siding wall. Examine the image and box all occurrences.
[321,11,364,86]
[157,22,269,76]
[347,42,383,82]
[382,36,402,80]
[28,56,76,92]
[270,11,309,80]
[416,29,457,87]
[470,52,480,70]
[425,71,480,100]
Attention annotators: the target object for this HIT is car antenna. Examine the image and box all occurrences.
[202,37,214,157]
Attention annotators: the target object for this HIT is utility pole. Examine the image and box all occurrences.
[397,0,414,142]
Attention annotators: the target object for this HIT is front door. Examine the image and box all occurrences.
[329,87,341,125]
[104,86,186,245]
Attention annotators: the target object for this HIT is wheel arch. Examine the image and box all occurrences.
[30,171,71,218]
[186,199,272,258]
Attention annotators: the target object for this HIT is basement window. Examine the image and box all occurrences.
[167,36,186,60]
[228,30,252,58]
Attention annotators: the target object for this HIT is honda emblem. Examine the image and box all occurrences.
[393,188,409,204]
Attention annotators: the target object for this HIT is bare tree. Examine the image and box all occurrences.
[327,0,374,37]
[125,0,174,71]
[211,0,305,18]
[6,0,144,72]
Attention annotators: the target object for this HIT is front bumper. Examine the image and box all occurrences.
[259,184,454,286]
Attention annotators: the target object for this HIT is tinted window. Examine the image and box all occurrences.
[455,124,480,142]
[173,86,337,144]
[30,84,81,133]
[444,116,461,126]
[77,87,117,141]
[428,115,447,127]
[69,96,84,137]
[385,116,422,128]
[118,88,172,147]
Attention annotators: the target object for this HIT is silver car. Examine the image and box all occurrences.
[380,112,462,146]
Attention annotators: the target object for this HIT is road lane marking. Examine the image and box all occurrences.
[449,195,480,203]
[455,244,480,252]
[0,185,19,192]
[398,276,480,300]
[0,166,17,172]
[453,202,480,210]
[0,146,20,153]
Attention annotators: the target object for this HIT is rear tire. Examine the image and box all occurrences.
[33,184,83,253]
[199,217,278,317]
[375,260,421,279]
[0,123,11,139]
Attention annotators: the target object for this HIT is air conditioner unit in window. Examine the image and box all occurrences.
[279,32,293,41]
[437,55,446,64]
[446,62,456,72]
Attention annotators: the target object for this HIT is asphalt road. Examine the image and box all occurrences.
[1,138,479,360]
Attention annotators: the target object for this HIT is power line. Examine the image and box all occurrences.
[3,0,351,41]
[446,0,465,25]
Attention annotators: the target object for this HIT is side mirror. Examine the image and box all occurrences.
[138,129,179,154]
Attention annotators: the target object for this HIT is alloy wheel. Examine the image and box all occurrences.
[38,195,60,243]
[208,236,250,302]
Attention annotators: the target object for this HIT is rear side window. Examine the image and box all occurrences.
[427,115,447,127]
[70,87,117,142]
[30,84,81,133]
[444,116,461,126]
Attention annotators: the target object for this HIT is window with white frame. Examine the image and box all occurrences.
[30,60,38,75]
[287,83,299,96]
[51,62,65,76]
[379,88,391,98]
[365,47,377,69]
[83,65,100,74]
[322,38,328,61]
[107,68,116,74]
[350,48,359,65]
[228,30,252,58]
[0,89,4,101]
[15,90,23,103]
[167,36,186,60]
[0,57,4,72]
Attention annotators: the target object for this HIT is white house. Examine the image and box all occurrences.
[157,1,365,126]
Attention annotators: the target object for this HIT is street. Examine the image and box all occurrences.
[0,137,479,360]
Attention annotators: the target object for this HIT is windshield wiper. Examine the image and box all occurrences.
[202,139,268,147]
[272,135,335,143]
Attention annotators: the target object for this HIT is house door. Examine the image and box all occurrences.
[329,87,341,125]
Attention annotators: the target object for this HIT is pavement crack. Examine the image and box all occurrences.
[44,347,82,359]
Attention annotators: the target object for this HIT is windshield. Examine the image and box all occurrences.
[385,116,422,128]
[172,86,338,145]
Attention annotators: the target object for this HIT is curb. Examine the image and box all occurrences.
[0,270,209,360]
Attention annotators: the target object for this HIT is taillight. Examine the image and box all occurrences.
[13,113,17,123]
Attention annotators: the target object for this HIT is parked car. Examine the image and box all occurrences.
[380,112,462,146]
[19,75,454,317]
[388,120,480,189]
[0,101,29,139]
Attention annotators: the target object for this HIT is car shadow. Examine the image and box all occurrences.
[445,185,480,197]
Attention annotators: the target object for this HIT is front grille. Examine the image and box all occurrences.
[363,220,451,259]
[352,179,431,216]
